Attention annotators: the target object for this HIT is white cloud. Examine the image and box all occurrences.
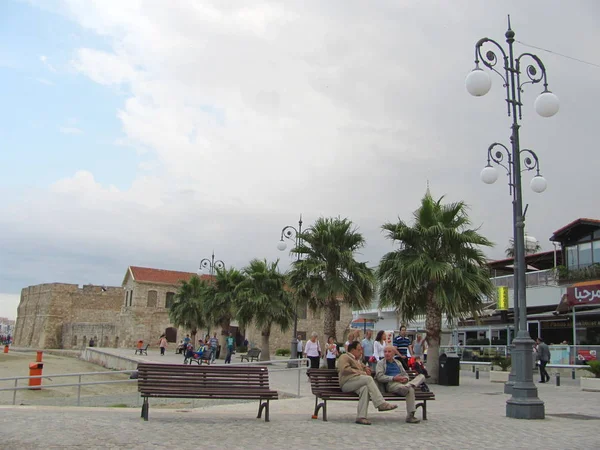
[39,54,57,72]
[2,0,600,294]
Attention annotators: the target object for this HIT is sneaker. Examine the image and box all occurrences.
[406,413,421,424]
[420,384,430,393]
[377,402,398,412]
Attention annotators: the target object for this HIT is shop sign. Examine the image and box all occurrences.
[567,283,600,306]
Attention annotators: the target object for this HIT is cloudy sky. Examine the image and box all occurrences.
[1,0,598,319]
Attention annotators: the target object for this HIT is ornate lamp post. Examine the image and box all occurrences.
[466,16,559,419]
[277,215,303,361]
[198,251,225,276]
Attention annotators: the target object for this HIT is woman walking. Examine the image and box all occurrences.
[373,330,386,362]
[158,334,167,356]
[304,332,322,369]
[325,336,338,369]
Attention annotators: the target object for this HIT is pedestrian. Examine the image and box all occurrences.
[224,332,235,364]
[536,337,551,383]
[344,331,356,353]
[373,330,386,363]
[304,332,322,369]
[411,333,427,360]
[325,336,339,369]
[393,326,411,370]
[296,334,304,358]
[158,334,167,356]
[209,332,219,363]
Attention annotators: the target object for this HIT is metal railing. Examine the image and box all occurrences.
[490,268,558,289]
[0,358,310,406]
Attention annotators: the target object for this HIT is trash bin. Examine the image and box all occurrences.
[439,353,460,386]
[3,345,8,354]
[28,362,44,390]
[36,351,43,362]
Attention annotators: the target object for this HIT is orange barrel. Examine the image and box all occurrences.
[3,345,8,353]
[36,351,43,362]
[28,362,43,390]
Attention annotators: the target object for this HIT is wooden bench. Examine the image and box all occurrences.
[184,349,213,365]
[135,344,149,356]
[307,369,435,422]
[137,363,279,421]
[240,348,261,362]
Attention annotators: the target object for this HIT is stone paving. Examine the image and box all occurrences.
[1,371,599,449]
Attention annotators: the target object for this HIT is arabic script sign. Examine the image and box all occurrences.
[566,283,600,306]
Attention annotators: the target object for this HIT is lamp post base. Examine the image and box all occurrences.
[505,333,545,419]
[287,337,299,368]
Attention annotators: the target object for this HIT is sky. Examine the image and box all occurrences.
[1,0,599,320]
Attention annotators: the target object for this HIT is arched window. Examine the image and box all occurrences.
[72,335,78,348]
[147,290,158,307]
[114,336,119,348]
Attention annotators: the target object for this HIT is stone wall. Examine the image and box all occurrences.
[62,323,117,349]
[13,283,123,349]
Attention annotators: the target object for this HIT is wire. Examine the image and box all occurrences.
[516,40,600,69]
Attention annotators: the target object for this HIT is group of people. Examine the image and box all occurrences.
[298,327,432,425]
[299,326,429,375]
[0,334,12,345]
[169,332,237,364]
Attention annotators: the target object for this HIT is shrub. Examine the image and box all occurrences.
[275,348,291,356]
[492,356,512,371]
[585,360,600,378]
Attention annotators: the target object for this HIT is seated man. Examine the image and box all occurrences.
[337,341,397,425]
[375,345,426,424]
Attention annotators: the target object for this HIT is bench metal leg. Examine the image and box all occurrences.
[257,399,270,422]
[313,397,327,421]
[415,401,427,420]
[141,397,149,421]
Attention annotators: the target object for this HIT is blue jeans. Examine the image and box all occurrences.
[225,346,233,364]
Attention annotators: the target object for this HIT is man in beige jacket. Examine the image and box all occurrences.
[337,341,397,425]
[375,345,426,423]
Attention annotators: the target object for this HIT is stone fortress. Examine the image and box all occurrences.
[13,266,354,353]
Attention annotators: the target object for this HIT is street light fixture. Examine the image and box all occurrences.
[198,251,225,276]
[277,215,303,362]
[467,16,559,420]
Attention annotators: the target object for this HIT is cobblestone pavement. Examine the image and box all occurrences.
[1,374,599,449]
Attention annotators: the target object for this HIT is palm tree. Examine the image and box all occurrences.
[505,234,541,257]
[288,217,374,342]
[169,275,209,344]
[234,259,293,361]
[203,267,246,358]
[378,193,494,383]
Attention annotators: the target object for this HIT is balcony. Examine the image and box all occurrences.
[557,264,600,283]
[490,268,558,290]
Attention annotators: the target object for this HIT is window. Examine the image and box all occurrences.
[594,241,600,265]
[578,242,592,267]
[147,290,157,307]
[567,246,578,269]
[165,292,175,309]
[124,292,128,307]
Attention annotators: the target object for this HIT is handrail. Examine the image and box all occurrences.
[0,359,310,405]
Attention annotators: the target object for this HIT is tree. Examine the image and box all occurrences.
[169,275,210,344]
[234,259,293,361]
[288,217,374,342]
[505,234,541,257]
[378,193,494,383]
[203,267,246,358]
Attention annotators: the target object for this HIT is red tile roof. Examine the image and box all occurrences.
[550,218,600,241]
[128,266,213,285]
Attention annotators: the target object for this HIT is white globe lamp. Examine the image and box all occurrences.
[481,165,499,184]
[530,175,547,193]
[534,91,560,117]
[277,241,287,251]
[466,68,492,97]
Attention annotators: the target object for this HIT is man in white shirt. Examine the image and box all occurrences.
[296,335,303,356]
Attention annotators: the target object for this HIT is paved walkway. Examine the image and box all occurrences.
[1,373,599,449]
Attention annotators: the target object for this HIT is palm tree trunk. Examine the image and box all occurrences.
[425,293,442,384]
[323,297,337,342]
[260,327,271,361]
[191,328,197,347]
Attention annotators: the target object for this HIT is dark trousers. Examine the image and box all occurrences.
[539,361,550,382]
[225,347,233,364]
[160,347,165,355]
[326,358,336,370]
[308,356,320,369]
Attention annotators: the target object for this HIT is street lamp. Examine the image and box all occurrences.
[467,16,559,420]
[198,251,225,276]
[277,215,303,362]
